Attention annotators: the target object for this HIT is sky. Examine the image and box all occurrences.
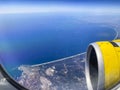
[0,0,120,4]
[0,0,120,14]
[0,0,119,2]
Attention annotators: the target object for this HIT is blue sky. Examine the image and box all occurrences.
[0,0,120,6]
[0,0,120,4]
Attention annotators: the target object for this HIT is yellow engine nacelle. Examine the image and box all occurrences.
[86,39,120,90]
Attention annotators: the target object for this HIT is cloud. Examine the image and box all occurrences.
[0,4,120,14]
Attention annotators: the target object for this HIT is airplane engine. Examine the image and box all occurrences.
[86,39,120,90]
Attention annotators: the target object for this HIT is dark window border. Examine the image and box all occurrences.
[0,64,28,90]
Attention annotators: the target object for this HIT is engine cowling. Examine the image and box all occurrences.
[86,39,120,90]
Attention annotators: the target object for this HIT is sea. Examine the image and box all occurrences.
[0,13,117,76]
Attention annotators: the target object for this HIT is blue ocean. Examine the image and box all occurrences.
[0,13,116,75]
